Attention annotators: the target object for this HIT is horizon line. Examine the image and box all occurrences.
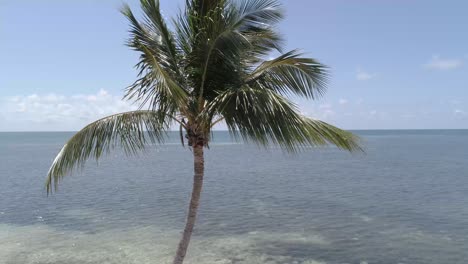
[1,128,468,133]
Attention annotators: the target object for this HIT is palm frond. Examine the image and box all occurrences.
[197,0,284,93]
[233,0,283,29]
[125,44,188,113]
[230,0,284,62]
[175,0,285,102]
[302,118,362,152]
[206,86,360,152]
[247,50,328,99]
[121,1,188,111]
[121,1,181,77]
[46,110,171,194]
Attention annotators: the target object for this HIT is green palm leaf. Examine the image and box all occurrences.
[232,0,283,36]
[125,44,188,113]
[121,1,180,77]
[121,2,188,111]
[248,50,328,99]
[205,86,360,152]
[176,0,285,103]
[46,110,171,193]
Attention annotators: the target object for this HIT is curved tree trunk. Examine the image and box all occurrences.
[172,145,204,264]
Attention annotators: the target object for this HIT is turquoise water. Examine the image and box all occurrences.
[0,130,467,263]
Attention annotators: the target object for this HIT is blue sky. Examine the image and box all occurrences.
[1,0,467,131]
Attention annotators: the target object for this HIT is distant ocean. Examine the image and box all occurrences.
[1,130,467,264]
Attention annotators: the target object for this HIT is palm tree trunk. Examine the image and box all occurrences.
[172,145,204,264]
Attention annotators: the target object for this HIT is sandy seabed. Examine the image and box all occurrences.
[0,223,329,264]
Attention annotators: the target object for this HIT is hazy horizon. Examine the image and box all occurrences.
[1,128,468,133]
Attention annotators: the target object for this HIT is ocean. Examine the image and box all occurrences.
[0,130,467,264]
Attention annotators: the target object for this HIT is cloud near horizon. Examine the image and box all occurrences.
[356,69,374,81]
[424,55,463,70]
[0,90,135,131]
[339,99,348,105]
[0,91,467,131]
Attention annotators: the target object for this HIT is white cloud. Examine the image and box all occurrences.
[424,55,463,70]
[304,103,335,122]
[356,68,374,81]
[300,98,468,129]
[0,89,136,131]
[338,99,348,105]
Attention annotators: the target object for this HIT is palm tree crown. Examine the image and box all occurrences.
[47,0,360,192]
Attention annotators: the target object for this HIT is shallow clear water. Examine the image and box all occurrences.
[0,130,467,264]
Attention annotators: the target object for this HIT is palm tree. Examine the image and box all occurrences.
[46,0,361,263]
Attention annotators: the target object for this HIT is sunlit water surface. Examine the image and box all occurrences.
[1,130,467,264]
